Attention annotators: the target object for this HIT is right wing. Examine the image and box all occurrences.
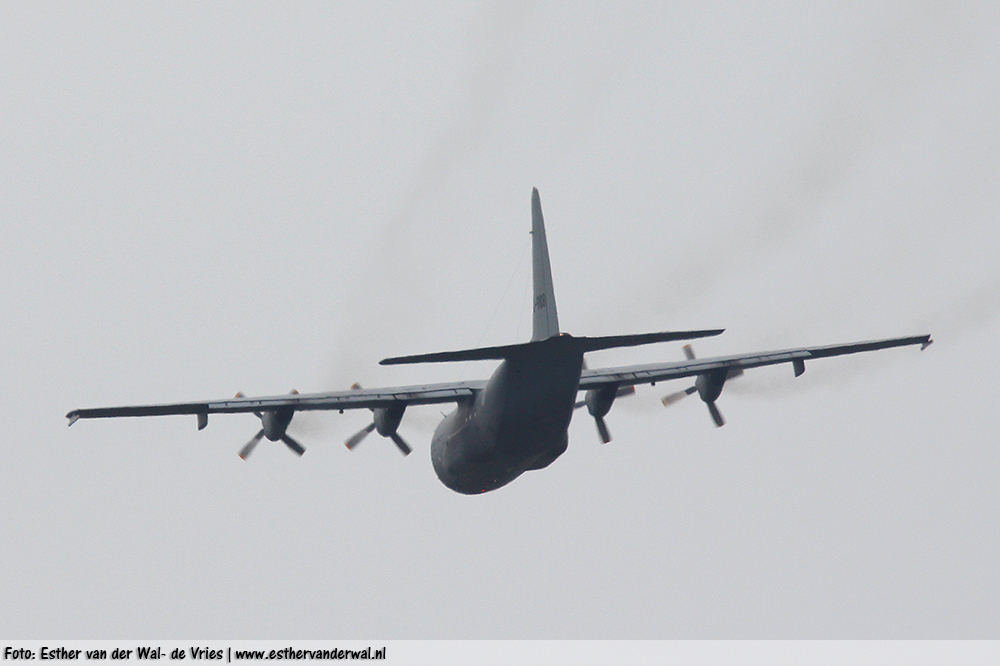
[578,335,933,390]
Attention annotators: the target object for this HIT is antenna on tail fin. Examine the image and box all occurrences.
[531,188,560,341]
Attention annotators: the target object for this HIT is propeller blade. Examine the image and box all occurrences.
[683,344,696,360]
[239,429,265,460]
[389,432,412,456]
[707,401,725,427]
[595,416,612,444]
[661,385,697,407]
[574,399,586,409]
[345,422,376,450]
[281,434,306,456]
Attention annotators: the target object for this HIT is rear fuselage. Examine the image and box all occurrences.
[430,336,584,494]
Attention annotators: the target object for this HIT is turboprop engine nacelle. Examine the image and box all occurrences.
[374,403,406,438]
[261,406,295,441]
[695,368,729,427]
[695,368,728,404]
[582,384,634,444]
[236,390,305,459]
[585,385,617,420]
[344,397,412,455]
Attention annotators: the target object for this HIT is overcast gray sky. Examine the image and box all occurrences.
[2,2,999,639]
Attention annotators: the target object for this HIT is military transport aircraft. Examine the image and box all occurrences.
[67,189,932,494]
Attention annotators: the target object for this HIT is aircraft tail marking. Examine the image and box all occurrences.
[531,187,560,341]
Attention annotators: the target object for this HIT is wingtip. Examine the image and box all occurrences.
[921,337,933,351]
[66,412,80,426]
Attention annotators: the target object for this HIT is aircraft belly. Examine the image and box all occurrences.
[430,353,580,494]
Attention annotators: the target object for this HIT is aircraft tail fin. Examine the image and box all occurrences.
[531,188,560,341]
[379,188,724,366]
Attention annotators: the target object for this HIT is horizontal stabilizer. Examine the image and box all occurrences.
[577,330,724,353]
[380,329,723,366]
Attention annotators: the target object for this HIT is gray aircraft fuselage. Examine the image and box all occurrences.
[431,336,584,494]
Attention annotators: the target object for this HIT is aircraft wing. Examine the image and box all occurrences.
[66,379,486,425]
[577,335,932,390]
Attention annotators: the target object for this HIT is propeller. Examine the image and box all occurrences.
[660,345,742,428]
[344,422,375,450]
[574,384,636,443]
[343,384,412,455]
[595,415,612,444]
[706,401,725,428]
[345,420,411,455]
[238,429,265,459]
[235,390,306,459]
[661,385,697,406]
[238,429,305,459]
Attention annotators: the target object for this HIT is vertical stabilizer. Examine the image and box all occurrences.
[531,188,560,341]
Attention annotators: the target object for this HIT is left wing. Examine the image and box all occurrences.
[66,379,486,426]
[578,335,932,390]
